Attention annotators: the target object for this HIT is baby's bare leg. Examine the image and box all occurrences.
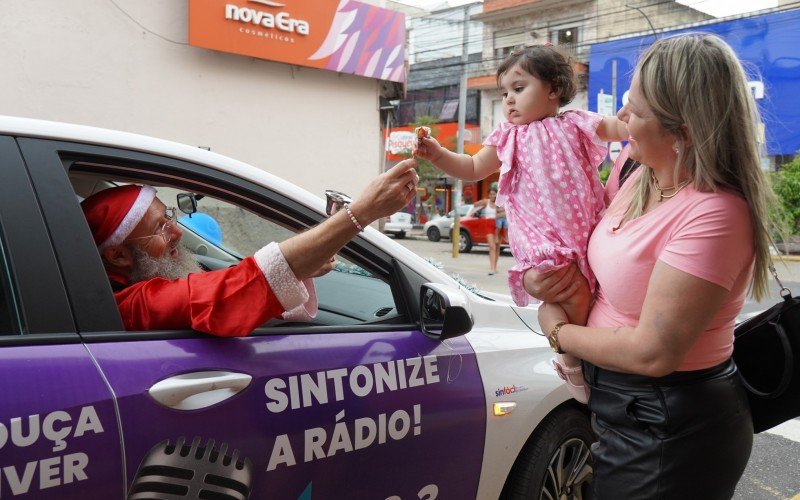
[561,271,591,326]
[556,272,591,368]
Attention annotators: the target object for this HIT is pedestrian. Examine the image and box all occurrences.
[530,33,774,498]
[471,183,506,275]
[414,43,627,401]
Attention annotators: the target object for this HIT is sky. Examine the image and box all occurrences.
[394,0,479,10]
[394,0,777,17]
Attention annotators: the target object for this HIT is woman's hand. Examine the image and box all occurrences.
[523,263,582,303]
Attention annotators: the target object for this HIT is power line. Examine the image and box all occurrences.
[407,0,682,53]
[406,2,800,77]
[407,0,800,60]
[407,0,700,57]
[109,0,188,45]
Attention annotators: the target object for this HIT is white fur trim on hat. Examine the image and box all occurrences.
[98,185,157,252]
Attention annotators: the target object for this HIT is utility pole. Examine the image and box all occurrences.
[611,60,618,115]
[452,3,470,258]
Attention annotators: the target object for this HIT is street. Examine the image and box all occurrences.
[393,231,800,500]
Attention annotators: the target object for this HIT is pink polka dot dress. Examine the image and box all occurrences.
[484,110,608,306]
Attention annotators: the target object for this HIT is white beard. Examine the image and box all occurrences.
[128,245,203,283]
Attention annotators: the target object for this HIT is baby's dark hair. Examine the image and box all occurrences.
[496,45,576,106]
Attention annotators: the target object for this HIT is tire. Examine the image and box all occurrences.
[501,404,595,500]
[427,226,441,242]
[458,229,472,253]
[395,231,406,239]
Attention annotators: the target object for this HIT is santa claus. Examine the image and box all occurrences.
[79,160,419,336]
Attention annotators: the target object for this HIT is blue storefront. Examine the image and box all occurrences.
[589,8,800,159]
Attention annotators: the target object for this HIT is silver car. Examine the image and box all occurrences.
[383,211,414,239]
[423,204,474,242]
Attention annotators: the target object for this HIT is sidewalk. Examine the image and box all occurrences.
[399,226,800,296]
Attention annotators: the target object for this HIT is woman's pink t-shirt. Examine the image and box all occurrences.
[587,168,755,371]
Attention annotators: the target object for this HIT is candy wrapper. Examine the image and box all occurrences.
[414,126,431,146]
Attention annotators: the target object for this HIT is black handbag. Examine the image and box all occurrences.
[733,264,800,433]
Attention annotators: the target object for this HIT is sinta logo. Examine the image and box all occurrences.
[226,0,310,36]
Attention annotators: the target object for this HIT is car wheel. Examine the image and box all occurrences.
[427,226,441,242]
[458,229,472,253]
[395,231,406,239]
[501,404,594,500]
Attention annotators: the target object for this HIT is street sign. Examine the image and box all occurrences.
[609,142,623,162]
[597,92,615,116]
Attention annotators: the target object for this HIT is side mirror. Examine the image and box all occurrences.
[177,193,199,215]
[419,283,473,340]
[325,190,353,216]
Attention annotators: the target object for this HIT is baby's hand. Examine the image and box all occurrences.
[412,127,442,163]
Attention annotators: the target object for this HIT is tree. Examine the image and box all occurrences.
[773,152,800,235]
[403,115,446,217]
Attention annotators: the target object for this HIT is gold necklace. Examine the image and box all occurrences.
[651,170,691,203]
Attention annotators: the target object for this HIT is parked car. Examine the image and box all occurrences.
[0,115,593,500]
[451,206,511,253]
[422,204,473,242]
[383,211,413,239]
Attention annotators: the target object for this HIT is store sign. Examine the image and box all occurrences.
[588,9,800,155]
[387,131,416,155]
[385,123,483,160]
[189,0,406,83]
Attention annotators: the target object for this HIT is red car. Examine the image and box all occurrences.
[450,206,510,253]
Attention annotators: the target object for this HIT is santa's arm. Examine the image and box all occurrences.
[254,242,318,321]
[279,160,418,279]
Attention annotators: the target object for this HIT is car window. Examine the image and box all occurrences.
[0,230,22,335]
[313,256,403,324]
[70,173,402,329]
[157,186,296,260]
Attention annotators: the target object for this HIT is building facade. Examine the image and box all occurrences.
[468,0,708,150]
[384,2,485,221]
[0,0,405,199]
[590,6,800,168]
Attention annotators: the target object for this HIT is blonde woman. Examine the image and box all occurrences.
[531,34,774,498]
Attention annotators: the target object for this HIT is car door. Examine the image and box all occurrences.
[0,136,123,499]
[22,137,487,500]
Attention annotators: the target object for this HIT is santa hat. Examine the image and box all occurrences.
[80,185,157,251]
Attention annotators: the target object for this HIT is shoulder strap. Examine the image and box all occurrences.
[618,158,641,188]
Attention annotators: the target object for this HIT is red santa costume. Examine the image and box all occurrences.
[80,185,316,336]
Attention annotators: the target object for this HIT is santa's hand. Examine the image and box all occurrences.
[309,257,336,278]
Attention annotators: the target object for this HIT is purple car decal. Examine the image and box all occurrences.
[0,345,123,499]
[86,330,486,499]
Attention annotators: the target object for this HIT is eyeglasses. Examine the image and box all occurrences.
[127,207,177,246]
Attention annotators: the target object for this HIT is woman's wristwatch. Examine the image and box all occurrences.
[547,321,567,354]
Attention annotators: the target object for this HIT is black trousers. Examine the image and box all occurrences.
[584,358,753,500]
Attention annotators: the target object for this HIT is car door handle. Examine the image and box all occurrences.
[148,371,253,410]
